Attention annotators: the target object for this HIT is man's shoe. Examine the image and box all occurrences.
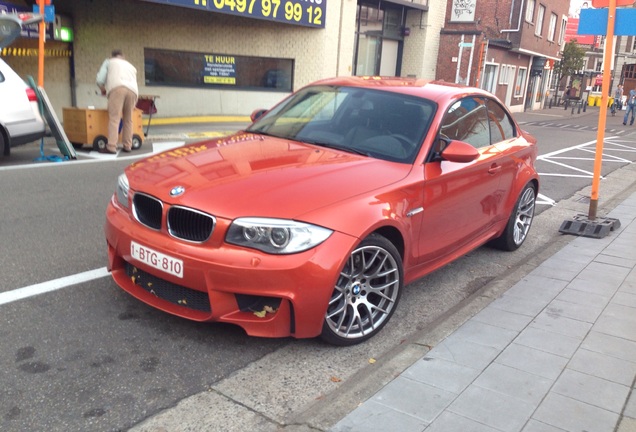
[100,147,117,154]
[624,122,627,125]
[122,147,132,153]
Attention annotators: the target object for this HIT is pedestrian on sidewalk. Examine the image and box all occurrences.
[96,49,139,154]
[624,88,636,126]
[612,84,623,116]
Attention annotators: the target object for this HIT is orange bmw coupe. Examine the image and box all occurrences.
[105,76,538,345]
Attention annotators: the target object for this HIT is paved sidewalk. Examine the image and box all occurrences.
[332,192,636,432]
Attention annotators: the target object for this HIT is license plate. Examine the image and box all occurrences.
[130,241,183,278]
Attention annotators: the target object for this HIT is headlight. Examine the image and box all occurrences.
[116,173,130,208]
[226,217,332,254]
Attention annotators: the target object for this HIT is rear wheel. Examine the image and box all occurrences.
[0,129,7,156]
[321,234,403,346]
[93,135,108,152]
[132,134,142,150]
[491,183,536,251]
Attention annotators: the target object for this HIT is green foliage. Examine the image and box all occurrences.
[554,41,586,87]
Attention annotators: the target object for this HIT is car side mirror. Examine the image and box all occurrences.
[250,109,268,122]
[440,139,479,163]
[0,15,22,49]
[0,13,43,49]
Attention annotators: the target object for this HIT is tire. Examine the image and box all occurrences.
[132,134,142,150]
[0,129,7,156]
[321,233,403,346]
[491,183,536,251]
[93,135,108,152]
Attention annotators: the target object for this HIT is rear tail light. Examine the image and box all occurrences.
[26,87,38,102]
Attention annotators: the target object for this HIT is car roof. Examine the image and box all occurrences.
[308,76,495,104]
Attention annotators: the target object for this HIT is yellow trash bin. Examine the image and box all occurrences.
[588,95,596,106]
[608,97,614,107]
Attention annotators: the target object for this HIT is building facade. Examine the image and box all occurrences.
[436,0,568,112]
[1,0,448,119]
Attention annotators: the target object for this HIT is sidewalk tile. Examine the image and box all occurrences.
[581,331,636,363]
[403,357,481,394]
[489,294,548,317]
[425,411,500,432]
[447,320,518,350]
[555,287,611,309]
[548,248,595,266]
[371,376,456,423]
[576,261,632,286]
[566,278,622,298]
[496,343,568,380]
[533,392,619,432]
[546,298,604,323]
[471,305,534,332]
[595,253,636,269]
[529,260,584,281]
[592,303,636,341]
[552,369,631,413]
[522,419,570,432]
[503,275,567,302]
[472,363,552,405]
[426,337,500,370]
[622,269,636,294]
[331,400,428,432]
[531,310,592,339]
[515,326,582,358]
[568,348,636,386]
[448,385,534,432]
[613,292,636,308]
[625,388,636,418]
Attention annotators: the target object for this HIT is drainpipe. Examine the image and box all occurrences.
[501,0,525,33]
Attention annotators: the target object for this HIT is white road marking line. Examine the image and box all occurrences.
[0,267,110,306]
[536,193,556,206]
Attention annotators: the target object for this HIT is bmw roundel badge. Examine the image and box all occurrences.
[170,186,185,197]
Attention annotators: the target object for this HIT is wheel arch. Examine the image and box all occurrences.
[0,124,9,156]
[371,225,405,262]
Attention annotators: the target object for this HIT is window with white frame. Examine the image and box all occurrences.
[483,64,499,93]
[535,5,546,36]
[499,64,508,85]
[526,0,536,23]
[548,13,557,41]
[559,17,567,45]
[499,65,514,85]
[514,67,527,97]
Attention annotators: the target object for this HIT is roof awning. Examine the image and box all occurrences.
[381,0,429,12]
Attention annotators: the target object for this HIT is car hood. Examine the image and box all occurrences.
[125,133,412,220]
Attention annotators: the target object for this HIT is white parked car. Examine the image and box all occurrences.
[0,58,46,156]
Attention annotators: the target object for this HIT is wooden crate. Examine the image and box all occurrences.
[63,107,143,149]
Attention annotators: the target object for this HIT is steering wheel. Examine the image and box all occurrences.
[390,134,415,155]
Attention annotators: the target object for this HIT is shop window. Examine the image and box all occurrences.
[482,64,499,93]
[514,68,527,97]
[144,48,294,92]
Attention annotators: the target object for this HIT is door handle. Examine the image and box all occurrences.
[488,164,502,175]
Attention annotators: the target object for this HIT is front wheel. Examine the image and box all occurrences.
[321,234,403,346]
[491,183,536,251]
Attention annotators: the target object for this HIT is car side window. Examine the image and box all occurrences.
[440,97,491,149]
[486,99,516,143]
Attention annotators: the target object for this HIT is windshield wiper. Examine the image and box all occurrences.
[304,140,371,157]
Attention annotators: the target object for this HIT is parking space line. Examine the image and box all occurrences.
[0,267,109,306]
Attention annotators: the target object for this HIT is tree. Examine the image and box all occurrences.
[554,41,586,91]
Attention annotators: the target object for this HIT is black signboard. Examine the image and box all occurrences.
[141,0,325,28]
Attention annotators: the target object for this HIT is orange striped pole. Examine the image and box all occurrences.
[588,0,617,220]
[37,0,45,86]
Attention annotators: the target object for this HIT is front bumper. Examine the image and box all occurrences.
[104,198,357,339]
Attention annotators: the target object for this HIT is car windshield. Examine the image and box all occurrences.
[246,85,436,164]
